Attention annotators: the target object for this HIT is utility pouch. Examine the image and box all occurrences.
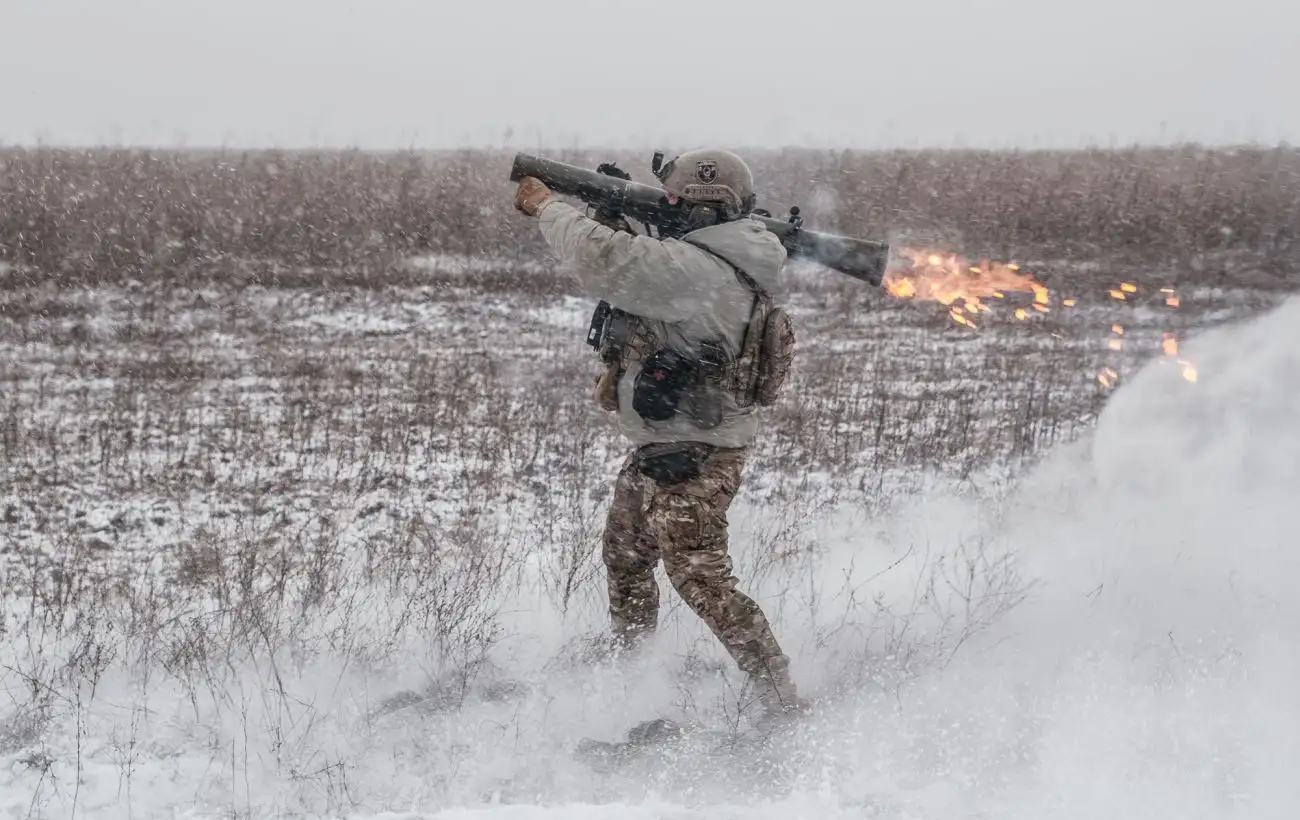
[635,442,716,485]
[632,348,698,422]
[594,362,620,412]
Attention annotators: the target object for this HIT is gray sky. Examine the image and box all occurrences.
[1,0,1295,149]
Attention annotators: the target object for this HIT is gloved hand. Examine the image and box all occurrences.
[514,176,554,217]
[595,162,632,181]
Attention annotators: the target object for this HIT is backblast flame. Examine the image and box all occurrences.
[884,248,1048,320]
[880,245,1202,386]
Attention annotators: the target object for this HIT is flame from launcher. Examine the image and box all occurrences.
[883,247,1199,386]
[884,248,1049,315]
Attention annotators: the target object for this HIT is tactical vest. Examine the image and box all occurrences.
[589,268,795,427]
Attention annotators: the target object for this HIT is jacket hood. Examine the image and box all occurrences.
[681,217,786,292]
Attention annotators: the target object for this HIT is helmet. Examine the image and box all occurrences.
[654,148,757,219]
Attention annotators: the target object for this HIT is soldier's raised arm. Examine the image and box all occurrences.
[515,179,727,323]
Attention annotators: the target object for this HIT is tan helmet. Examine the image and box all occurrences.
[654,148,757,218]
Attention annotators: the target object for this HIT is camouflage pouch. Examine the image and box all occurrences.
[754,305,795,406]
[726,288,795,408]
[594,362,620,412]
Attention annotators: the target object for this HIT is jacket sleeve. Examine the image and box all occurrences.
[536,201,722,323]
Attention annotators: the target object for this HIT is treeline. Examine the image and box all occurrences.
[1,144,1297,285]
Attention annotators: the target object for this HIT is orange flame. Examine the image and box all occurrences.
[1160,333,1198,382]
[881,246,1201,387]
[884,248,1047,316]
[950,307,978,329]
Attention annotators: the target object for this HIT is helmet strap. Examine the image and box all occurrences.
[684,203,724,231]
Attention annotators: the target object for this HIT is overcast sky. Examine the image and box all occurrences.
[1,0,1295,150]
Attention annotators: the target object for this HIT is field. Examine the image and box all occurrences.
[1,145,1298,818]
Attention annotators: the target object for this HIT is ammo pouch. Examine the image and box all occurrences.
[635,442,716,485]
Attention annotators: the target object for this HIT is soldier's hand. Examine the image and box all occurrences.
[595,162,632,181]
[514,176,554,217]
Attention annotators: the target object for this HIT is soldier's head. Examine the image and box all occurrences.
[654,148,757,226]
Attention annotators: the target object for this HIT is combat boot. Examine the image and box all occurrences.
[554,630,649,671]
[746,668,812,729]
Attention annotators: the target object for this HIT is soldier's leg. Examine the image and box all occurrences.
[602,451,661,647]
[649,448,800,710]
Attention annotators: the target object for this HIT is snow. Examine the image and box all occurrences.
[405,254,548,277]
[294,309,414,335]
[1,279,1297,818]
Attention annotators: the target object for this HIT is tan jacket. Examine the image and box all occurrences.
[537,200,786,449]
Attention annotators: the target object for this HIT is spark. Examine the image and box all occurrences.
[951,310,978,329]
[879,246,1201,386]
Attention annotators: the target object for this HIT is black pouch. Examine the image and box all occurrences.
[632,348,698,422]
[635,442,716,485]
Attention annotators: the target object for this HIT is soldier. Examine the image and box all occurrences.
[513,149,806,723]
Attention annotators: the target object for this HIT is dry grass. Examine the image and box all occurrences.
[2,145,1297,287]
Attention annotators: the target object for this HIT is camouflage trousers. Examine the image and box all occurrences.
[602,444,798,706]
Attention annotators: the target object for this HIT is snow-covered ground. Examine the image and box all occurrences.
[0,261,1292,818]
